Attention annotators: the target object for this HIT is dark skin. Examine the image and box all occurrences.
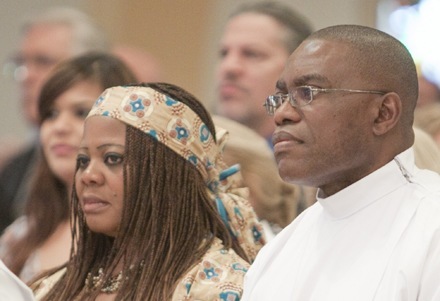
[272,39,405,196]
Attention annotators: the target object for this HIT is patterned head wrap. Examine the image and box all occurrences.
[87,85,265,261]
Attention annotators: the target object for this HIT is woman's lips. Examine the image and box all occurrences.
[51,144,77,156]
[82,196,109,214]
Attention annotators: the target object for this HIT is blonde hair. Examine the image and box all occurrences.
[413,127,440,174]
[213,115,314,228]
[414,102,440,144]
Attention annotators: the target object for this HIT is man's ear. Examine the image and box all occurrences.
[373,92,402,136]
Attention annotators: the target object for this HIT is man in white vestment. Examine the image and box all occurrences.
[242,24,440,301]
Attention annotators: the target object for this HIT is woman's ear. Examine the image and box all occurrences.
[372,92,402,136]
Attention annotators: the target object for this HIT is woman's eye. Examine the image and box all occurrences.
[76,155,89,169]
[104,153,123,165]
[45,109,59,120]
[76,108,90,119]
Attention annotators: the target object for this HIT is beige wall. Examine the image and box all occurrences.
[85,0,211,99]
[84,0,379,110]
[0,0,379,143]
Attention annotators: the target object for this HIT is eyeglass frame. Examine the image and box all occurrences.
[2,54,60,81]
[264,85,387,115]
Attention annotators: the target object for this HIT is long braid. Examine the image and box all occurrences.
[114,127,229,299]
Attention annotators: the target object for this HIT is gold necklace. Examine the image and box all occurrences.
[85,268,123,294]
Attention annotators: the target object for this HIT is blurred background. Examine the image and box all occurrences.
[0,0,437,144]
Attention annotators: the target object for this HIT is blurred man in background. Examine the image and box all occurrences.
[216,1,313,148]
[0,7,110,233]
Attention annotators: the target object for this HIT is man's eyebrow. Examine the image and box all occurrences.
[291,73,331,87]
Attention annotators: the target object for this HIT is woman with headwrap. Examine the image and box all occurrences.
[32,83,265,300]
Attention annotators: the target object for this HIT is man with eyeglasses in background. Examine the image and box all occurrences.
[242,24,440,300]
[0,7,110,233]
[215,1,313,149]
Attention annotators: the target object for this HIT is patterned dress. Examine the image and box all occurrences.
[172,238,249,300]
[33,239,249,300]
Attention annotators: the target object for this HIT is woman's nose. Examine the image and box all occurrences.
[52,112,74,133]
[78,161,104,187]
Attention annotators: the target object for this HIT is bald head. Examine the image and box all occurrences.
[307,25,418,127]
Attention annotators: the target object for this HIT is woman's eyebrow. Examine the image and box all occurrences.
[97,144,125,150]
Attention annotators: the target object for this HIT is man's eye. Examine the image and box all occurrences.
[34,55,57,67]
[297,87,313,99]
[243,50,263,59]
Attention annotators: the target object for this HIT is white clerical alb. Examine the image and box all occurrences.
[242,148,440,301]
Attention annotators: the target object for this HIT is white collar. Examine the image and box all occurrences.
[316,148,414,220]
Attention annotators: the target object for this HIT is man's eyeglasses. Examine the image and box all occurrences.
[2,55,59,81]
[264,86,386,115]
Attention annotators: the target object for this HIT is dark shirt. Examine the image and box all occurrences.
[0,144,38,234]
[266,135,274,150]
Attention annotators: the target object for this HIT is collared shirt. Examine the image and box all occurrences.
[242,148,440,301]
[0,260,35,301]
[0,217,40,283]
